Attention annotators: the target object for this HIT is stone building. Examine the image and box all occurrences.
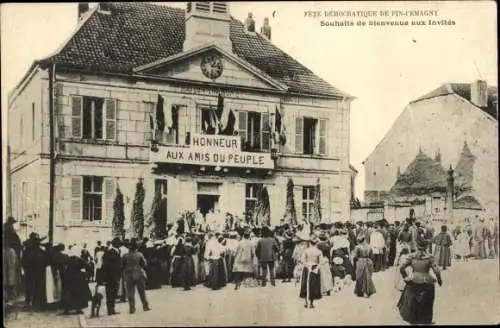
[7,2,354,244]
[363,80,498,216]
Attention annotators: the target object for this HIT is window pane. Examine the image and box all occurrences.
[93,177,103,192]
[82,98,92,138]
[94,100,103,139]
[83,176,91,192]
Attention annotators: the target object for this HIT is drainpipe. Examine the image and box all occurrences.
[48,64,56,244]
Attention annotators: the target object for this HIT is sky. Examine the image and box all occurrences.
[1,1,498,202]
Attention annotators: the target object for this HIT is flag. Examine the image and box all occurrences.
[221,110,236,136]
[156,94,165,133]
[216,93,224,120]
[274,105,286,146]
[209,108,219,135]
[216,93,228,133]
[171,105,179,133]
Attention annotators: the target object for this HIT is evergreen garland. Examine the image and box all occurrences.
[131,178,145,239]
[283,178,297,226]
[112,185,125,240]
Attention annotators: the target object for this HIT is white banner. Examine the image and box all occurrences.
[150,134,274,169]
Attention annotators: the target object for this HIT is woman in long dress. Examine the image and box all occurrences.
[170,238,185,288]
[180,237,196,290]
[353,235,376,298]
[206,237,228,290]
[46,244,66,309]
[455,229,471,261]
[232,230,256,289]
[393,245,410,292]
[397,239,443,325]
[61,245,92,315]
[433,225,452,270]
[316,234,334,296]
[299,236,322,309]
[293,224,310,283]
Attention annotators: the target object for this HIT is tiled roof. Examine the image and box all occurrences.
[454,195,482,210]
[37,2,349,98]
[389,149,472,199]
[390,150,449,196]
[411,83,498,120]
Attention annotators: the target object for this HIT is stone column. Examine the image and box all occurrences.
[446,165,454,222]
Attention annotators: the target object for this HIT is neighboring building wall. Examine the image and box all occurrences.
[8,68,49,239]
[364,94,498,213]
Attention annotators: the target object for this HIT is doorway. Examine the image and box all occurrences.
[197,194,220,217]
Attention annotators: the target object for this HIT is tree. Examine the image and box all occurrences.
[112,185,125,240]
[311,178,322,225]
[131,178,145,239]
[283,178,297,226]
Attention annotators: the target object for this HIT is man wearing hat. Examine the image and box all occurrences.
[102,238,122,315]
[3,216,22,302]
[281,226,295,283]
[256,226,279,287]
[22,232,47,310]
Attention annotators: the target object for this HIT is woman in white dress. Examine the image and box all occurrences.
[455,229,471,261]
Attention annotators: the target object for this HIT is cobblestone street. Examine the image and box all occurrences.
[5,258,499,327]
[78,258,498,326]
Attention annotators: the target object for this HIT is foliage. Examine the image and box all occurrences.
[253,186,271,227]
[283,178,297,226]
[131,178,145,239]
[311,178,322,224]
[112,185,125,240]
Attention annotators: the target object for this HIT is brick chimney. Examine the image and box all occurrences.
[78,3,89,21]
[184,2,232,53]
[470,80,488,107]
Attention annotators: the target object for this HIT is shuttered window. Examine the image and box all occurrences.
[71,176,82,221]
[74,96,116,140]
[71,96,82,138]
[295,117,303,154]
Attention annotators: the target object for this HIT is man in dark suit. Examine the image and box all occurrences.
[102,238,122,315]
[256,227,279,287]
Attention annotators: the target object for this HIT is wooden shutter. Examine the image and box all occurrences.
[261,112,270,151]
[238,111,247,147]
[105,99,116,140]
[71,96,82,138]
[71,177,82,222]
[319,119,327,155]
[104,178,115,224]
[295,117,303,154]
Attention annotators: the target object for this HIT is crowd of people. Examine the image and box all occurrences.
[3,213,499,325]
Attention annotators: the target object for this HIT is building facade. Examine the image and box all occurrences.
[7,2,354,245]
[363,80,498,216]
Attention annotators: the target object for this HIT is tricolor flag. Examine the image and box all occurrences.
[221,110,236,136]
[156,94,166,133]
[274,105,286,146]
